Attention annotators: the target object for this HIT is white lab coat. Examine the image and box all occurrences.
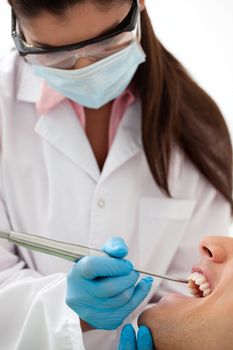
[0,50,231,350]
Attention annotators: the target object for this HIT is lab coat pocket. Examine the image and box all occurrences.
[138,197,196,275]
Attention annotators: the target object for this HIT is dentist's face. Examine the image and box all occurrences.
[18,1,144,69]
[139,236,233,350]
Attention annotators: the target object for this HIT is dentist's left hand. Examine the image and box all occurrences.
[65,237,153,330]
[118,324,154,350]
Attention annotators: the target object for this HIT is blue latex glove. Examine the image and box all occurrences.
[66,237,153,330]
[118,324,154,350]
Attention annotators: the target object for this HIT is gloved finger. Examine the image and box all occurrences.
[91,286,135,309]
[103,236,128,258]
[87,270,140,298]
[77,255,133,279]
[123,277,153,313]
[137,326,154,350]
[118,324,136,350]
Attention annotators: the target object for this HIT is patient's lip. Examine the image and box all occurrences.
[191,264,212,291]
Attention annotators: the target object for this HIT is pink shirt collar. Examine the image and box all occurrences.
[36,81,137,148]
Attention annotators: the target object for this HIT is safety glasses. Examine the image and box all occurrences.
[11,0,140,68]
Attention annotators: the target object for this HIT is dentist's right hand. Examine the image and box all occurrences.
[65,237,153,330]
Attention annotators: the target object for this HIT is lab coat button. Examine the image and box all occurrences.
[97,199,106,208]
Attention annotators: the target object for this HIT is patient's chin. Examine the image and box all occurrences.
[137,305,188,350]
[138,305,224,350]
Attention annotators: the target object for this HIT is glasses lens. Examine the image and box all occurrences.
[25,51,79,69]
[25,23,139,69]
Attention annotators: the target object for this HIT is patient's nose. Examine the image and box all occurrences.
[199,236,227,263]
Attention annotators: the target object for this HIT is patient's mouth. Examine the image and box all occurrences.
[188,272,212,298]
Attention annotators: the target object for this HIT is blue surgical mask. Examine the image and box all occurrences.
[33,41,146,109]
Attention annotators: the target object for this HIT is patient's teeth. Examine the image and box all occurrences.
[188,272,212,298]
[203,288,211,297]
[189,272,201,282]
[195,275,206,285]
[191,272,201,281]
[199,282,210,291]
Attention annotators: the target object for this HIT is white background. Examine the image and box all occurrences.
[1,0,233,233]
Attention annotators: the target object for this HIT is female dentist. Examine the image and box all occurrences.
[0,0,232,349]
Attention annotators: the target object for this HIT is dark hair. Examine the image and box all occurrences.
[9,0,233,210]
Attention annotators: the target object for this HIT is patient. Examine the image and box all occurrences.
[138,235,233,350]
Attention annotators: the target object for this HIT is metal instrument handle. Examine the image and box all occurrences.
[0,230,188,284]
[9,230,95,262]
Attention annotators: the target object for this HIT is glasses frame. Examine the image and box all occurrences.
[12,0,139,57]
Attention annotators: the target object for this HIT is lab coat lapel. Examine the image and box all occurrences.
[34,104,100,182]
[100,98,143,184]
[17,61,142,183]
[17,61,43,103]
[17,61,100,182]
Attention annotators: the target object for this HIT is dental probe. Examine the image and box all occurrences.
[0,230,188,284]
